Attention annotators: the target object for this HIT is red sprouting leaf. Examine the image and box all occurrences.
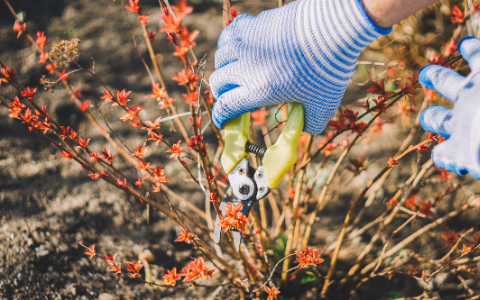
[83,244,96,259]
[36,31,48,49]
[171,0,193,19]
[131,142,149,159]
[145,83,165,99]
[125,0,140,14]
[421,270,430,278]
[204,89,214,103]
[79,100,89,112]
[423,88,437,101]
[21,108,33,123]
[110,262,122,274]
[100,149,116,164]
[1,65,16,83]
[13,20,26,38]
[389,198,398,206]
[174,226,198,244]
[135,159,151,170]
[474,2,480,13]
[441,231,458,247]
[458,244,473,255]
[76,137,90,149]
[295,246,324,269]
[343,109,358,127]
[162,267,181,286]
[148,132,164,145]
[145,165,171,187]
[356,98,371,110]
[388,157,397,167]
[100,90,114,103]
[137,12,149,25]
[143,117,162,132]
[351,121,368,136]
[72,87,82,99]
[38,51,48,63]
[60,150,74,161]
[105,253,117,266]
[161,14,181,33]
[428,53,447,66]
[8,96,25,119]
[57,69,68,81]
[418,143,429,151]
[419,201,435,217]
[120,105,143,122]
[174,46,189,58]
[46,62,57,74]
[444,39,457,56]
[117,178,128,188]
[135,177,143,187]
[366,78,395,100]
[182,91,198,105]
[437,170,452,182]
[167,140,185,160]
[172,69,190,85]
[264,284,281,300]
[217,202,251,234]
[115,90,132,107]
[405,194,418,211]
[451,6,465,24]
[89,151,100,162]
[125,260,143,278]
[179,27,199,48]
[180,257,215,282]
[408,264,418,275]
[396,101,415,119]
[88,172,108,180]
[21,87,37,100]
[69,129,78,139]
[230,6,239,19]
[148,31,156,43]
[371,98,387,113]
[59,126,70,139]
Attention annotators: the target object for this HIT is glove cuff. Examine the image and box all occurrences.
[295,0,392,83]
[471,102,480,173]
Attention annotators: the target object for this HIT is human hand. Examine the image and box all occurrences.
[209,0,391,135]
[419,37,480,179]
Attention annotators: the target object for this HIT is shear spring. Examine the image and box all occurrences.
[245,141,267,157]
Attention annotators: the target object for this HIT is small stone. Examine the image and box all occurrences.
[36,250,49,257]
[98,293,119,300]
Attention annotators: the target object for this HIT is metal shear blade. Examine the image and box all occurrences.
[214,158,269,251]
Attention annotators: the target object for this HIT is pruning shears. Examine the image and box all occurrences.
[214,103,305,250]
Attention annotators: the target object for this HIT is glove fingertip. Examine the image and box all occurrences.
[457,36,477,51]
[418,65,438,90]
[212,104,228,129]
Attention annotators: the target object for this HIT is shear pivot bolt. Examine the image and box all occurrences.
[239,185,250,195]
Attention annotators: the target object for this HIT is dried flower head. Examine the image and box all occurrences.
[49,39,81,68]
[40,75,58,91]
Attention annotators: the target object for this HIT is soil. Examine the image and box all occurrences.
[1,0,480,299]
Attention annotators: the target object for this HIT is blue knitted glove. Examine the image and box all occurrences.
[209,0,391,134]
[419,37,480,179]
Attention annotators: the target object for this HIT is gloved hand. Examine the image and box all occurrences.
[419,37,480,179]
[209,0,391,135]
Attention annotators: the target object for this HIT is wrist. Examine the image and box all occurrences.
[361,0,438,28]
[294,0,391,78]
